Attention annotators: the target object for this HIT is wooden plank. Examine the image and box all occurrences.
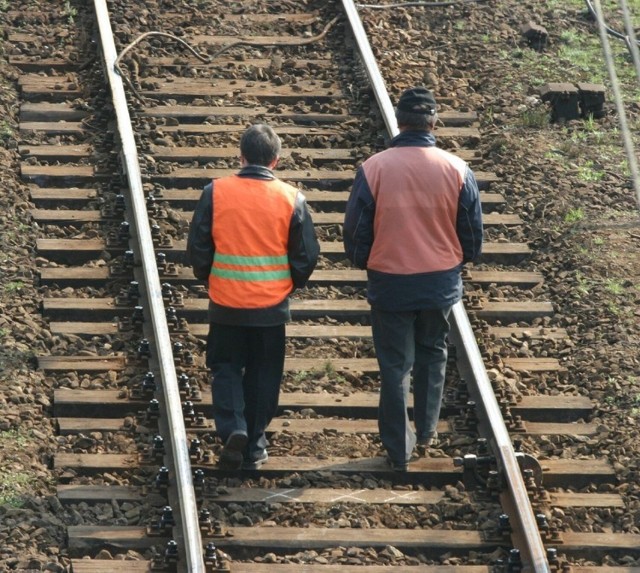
[67,525,490,554]
[503,357,565,372]
[68,527,640,557]
[20,121,86,135]
[20,102,89,121]
[57,415,596,437]
[29,187,500,208]
[29,209,102,223]
[58,484,444,505]
[35,238,529,266]
[29,187,97,206]
[149,167,498,189]
[19,144,92,160]
[38,355,125,372]
[31,205,510,226]
[58,484,166,504]
[55,454,614,486]
[52,388,591,422]
[138,77,344,101]
[141,105,477,127]
[42,291,549,322]
[10,56,77,71]
[49,305,556,336]
[59,483,622,508]
[549,492,624,508]
[22,165,98,185]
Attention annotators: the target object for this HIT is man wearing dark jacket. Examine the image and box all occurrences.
[344,87,483,471]
[187,124,320,470]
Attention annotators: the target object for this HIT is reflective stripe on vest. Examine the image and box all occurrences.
[208,175,298,309]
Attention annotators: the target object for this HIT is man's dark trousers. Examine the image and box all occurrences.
[371,306,452,464]
[207,323,285,462]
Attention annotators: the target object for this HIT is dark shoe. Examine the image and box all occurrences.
[218,430,248,470]
[242,449,268,470]
[385,455,408,473]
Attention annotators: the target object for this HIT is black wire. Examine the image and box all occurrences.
[583,0,640,47]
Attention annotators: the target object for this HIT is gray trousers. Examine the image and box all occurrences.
[371,306,452,464]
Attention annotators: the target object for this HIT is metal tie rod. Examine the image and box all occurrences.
[340,1,550,571]
[93,1,205,571]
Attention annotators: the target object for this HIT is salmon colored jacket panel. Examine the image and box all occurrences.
[365,146,466,275]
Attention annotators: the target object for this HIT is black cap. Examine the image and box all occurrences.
[397,87,436,115]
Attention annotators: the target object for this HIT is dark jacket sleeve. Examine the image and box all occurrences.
[186,182,214,281]
[456,167,483,263]
[288,192,320,289]
[343,166,375,269]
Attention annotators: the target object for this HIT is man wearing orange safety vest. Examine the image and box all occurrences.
[344,87,483,472]
[187,124,320,470]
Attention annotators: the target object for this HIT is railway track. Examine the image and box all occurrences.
[2,0,639,572]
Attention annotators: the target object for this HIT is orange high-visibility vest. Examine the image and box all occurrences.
[208,175,298,309]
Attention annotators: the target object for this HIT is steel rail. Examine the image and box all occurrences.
[339,2,550,571]
[93,1,206,571]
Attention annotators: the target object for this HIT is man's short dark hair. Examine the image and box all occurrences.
[240,124,282,166]
[395,109,435,130]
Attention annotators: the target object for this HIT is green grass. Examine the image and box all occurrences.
[605,279,624,295]
[0,431,38,507]
[564,207,585,223]
[0,470,35,507]
[0,121,13,142]
[3,280,24,294]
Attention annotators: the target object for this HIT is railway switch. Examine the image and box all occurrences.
[453,452,496,491]
[521,22,548,52]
